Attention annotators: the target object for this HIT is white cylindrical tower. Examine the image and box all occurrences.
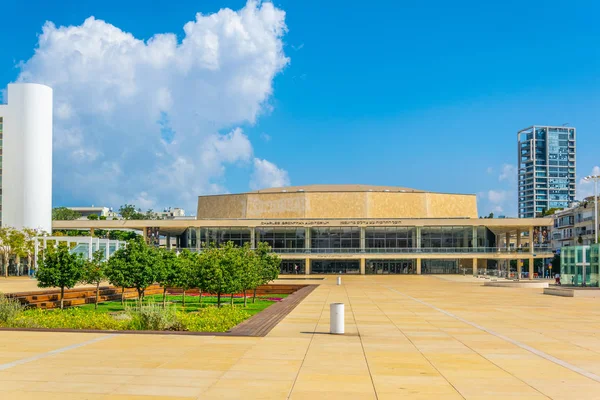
[1,83,53,232]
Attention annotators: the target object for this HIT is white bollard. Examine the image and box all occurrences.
[337,276,342,285]
[330,303,345,334]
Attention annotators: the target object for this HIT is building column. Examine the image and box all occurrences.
[305,227,311,253]
[90,228,95,237]
[167,234,171,250]
[505,232,510,249]
[416,258,422,275]
[360,258,366,275]
[360,227,366,253]
[473,227,479,249]
[473,258,478,276]
[305,257,311,275]
[416,227,422,249]
[196,228,201,250]
[529,257,534,280]
[529,226,534,253]
[516,229,521,249]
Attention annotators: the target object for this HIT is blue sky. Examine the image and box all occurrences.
[1,0,599,216]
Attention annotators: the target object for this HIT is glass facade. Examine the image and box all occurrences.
[311,227,360,251]
[518,126,576,218]
[421,226,472,248]
[311,259,360,274]
[257,228,305,250]
[184,226,498,251]
[365,259,416,274]
[280,259,306,274]
[422,259,459,274]
[199,227,252,247]
[561,245,599,287]
[365,227,414,250]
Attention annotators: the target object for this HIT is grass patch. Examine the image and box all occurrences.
[0,294,288,333]
[80,293,288,317]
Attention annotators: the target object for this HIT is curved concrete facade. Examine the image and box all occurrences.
[0,83,53,232]
[197,185,479,219]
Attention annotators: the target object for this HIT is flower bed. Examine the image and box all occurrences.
[0,293,287,333]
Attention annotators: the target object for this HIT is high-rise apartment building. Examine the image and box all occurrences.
[518,125,576,218]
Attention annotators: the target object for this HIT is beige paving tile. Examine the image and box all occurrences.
[4,275,600,399]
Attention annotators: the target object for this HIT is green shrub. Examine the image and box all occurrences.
[0,293,23,323]
[126,301,182,331]
[5,308,129,330]
[178,306,250,332]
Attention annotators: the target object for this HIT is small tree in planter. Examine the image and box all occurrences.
[202,245,229,308]
[157,248,179,308]
[175,250,198,309]
[110,238,162,304]
[81,250,106,309]
[222,242,244,306]
[105,252,132,305]
[37,244,84,309]
[238,243,260,307]
[253,242,281,303]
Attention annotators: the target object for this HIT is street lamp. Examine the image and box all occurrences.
[583,175,600,245]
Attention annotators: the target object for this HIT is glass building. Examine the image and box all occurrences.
[561,244,600,287]
[518,126,576,218]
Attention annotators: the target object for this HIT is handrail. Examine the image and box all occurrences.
[175,246,554,254]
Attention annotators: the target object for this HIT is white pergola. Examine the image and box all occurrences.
[33,236,126,270]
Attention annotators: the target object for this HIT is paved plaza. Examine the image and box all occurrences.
[2,276,600,399]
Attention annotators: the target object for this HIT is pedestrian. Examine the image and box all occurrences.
[555,273,561,285]
[294,264,298,274]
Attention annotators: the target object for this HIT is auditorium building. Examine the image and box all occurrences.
[53,185,554,277]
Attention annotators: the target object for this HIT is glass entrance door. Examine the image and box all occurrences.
[366,260,415,274]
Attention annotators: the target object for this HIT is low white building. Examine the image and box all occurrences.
[551,197,599,252]
[0,83,53,232]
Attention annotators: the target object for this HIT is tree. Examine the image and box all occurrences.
[22,228,39,276]
[119,204,149,220]
[0,227,22,278]
[87,214,99,220]
[224,243,244,306]
[81,250,106,309]
[10,230,27,276]
[175,250,198,308]
[105,251,132,305]
[107,237,161,303]
[157,248,179,308]
[52,207,82,220]
[202,245,229,307]
[238,243,260,307]
[37,244,85,309]
[253,242,281,303]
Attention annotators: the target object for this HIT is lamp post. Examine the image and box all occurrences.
[583,175,600,245]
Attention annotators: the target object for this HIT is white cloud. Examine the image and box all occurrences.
[578,166,600,200]
[250,158,290,190]
[498,164,517,182]
[486,167,494,174]
[260,132,271,142]
[15,0,289,210]
[487,189,508,204]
